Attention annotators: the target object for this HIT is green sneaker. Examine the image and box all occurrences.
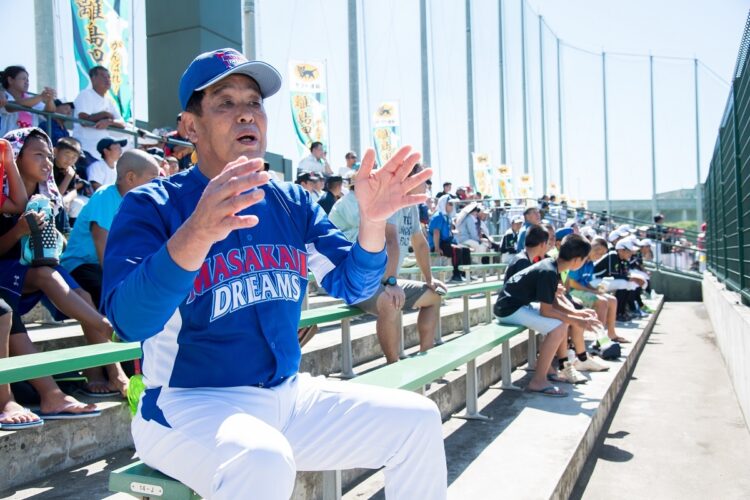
[642,304,655,314]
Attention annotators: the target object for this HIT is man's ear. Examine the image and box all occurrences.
[181,112,199,144]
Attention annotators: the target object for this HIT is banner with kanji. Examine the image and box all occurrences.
[289,60,328,158]
[498,165,514,200]
[472,153,496,198]
[372,102,401,167]
[518,174,534,200]
[70,0,132,121]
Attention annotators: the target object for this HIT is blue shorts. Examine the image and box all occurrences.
[0,259,80,316]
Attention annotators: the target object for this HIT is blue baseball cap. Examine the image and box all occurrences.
[178,48,282,110]
[555,227,574,240]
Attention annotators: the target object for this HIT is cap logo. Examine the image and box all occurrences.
[214,50,246,69]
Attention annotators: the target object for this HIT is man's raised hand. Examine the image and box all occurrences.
[354,146,432,222]
[185,156,269,245]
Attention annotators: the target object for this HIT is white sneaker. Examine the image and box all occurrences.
[560,362,588,384]
[574,356,610,372]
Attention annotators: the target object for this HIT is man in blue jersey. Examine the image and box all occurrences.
[102,48,446,499]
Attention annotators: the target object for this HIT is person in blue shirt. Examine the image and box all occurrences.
[39,99,74,145]
[101,48,447,500]
[428,194,470,282]
[62,149,160,309]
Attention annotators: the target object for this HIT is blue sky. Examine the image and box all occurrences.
[2,0,748,201]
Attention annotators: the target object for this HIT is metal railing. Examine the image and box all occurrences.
[2,101,192,149]
[704,13,750,304]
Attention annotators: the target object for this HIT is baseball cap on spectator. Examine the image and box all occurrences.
[564,219,579,228]
[512,216,524,224]
[147,147,165,159]
[296,172,321,184]
[555,227,573,240]
[178,48,282,110]
[56,136,83,157]
[96,137,127,156]
[638,238,653,247]
[53,98,75,109]
[615,237,641,251]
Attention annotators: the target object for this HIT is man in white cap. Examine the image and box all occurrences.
[102,48,446,499]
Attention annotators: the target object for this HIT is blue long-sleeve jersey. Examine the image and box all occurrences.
[102,167,385,391]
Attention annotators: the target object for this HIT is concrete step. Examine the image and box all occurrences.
[4,295,661,500]
[0,293,495,494]
[344,297,665,500]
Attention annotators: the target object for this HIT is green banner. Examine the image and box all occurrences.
[288,60,328,158]
[70,0,132,121]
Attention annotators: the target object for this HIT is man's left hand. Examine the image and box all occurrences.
[426,278,447,295]
[355,146,432,222]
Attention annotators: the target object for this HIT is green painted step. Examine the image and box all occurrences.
[352,322,525,392]
[109,461,200,500]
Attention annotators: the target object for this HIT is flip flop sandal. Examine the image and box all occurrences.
[297,325,319,348]
[547,373,569,384]
[79,382,121,398]
[0,408,45,430]
[525,385,567,397]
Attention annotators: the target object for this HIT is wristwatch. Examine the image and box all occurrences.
[382,276,398,287]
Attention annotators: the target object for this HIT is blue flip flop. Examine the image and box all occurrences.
[38,403,101,420]
[0,408,45,430]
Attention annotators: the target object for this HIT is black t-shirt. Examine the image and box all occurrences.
[593,251,628,280]
[503,251,531,281]
[500,228,518,254]
[495,257,560,317]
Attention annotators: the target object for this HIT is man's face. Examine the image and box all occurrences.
[18,137,53,184]
[512,221,522,232]
[54,147,79,168]
[569,256,587,272]
[300,180,314,193]
[526,209,541,224]
[105,143,123,163]
[183,75,267,174]
[444,184,452,193]
[346,154,357,167]
[92,69,112,93]
[312,145,325,160]
[617,248,634,260]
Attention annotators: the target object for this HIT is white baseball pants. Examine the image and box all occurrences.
[131,373,447,499]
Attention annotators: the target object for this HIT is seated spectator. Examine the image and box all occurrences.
[62,150,160,309]
[338,151,359,177]
[87,137,126,191]
[567,238,628,344]
[297,141,333,176]
[39,99,74,145]
[592,236,643,322]
[1,127,128,397]
[429,195,471,283]
[435,181,452,199]
[0,66,56,137]
[72,66,127,165]
[504,224,549,281]
[456,202,489,253]
[495,234,601,396]
[500,216,523,262]
[164,155,180,176]
[296,172,323,202]
[328,181,361,242]
[353,164,444,362]
[516,206,542,251]
[318,175,343,214]
[52,137,93,227]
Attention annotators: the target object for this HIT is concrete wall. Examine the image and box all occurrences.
[146,0,242,129]
[702,274,750,432]
[650,269,703,302]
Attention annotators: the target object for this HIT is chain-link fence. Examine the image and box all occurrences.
[705,13,750,304]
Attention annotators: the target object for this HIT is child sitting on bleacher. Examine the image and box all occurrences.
[0,127,128,399]
[495,234,602,396]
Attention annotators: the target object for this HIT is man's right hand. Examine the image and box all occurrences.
[383,284,406,310]
[183,156,269,246]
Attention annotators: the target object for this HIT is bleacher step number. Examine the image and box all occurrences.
[130,482,164,497]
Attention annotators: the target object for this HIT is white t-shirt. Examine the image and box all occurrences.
[87,159,117,188]
[72,87,126,157]
[297,154,325,174]
[0,91,44,137]
[387,205,421,275]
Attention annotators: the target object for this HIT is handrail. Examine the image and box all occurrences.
[2,102,193,149]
